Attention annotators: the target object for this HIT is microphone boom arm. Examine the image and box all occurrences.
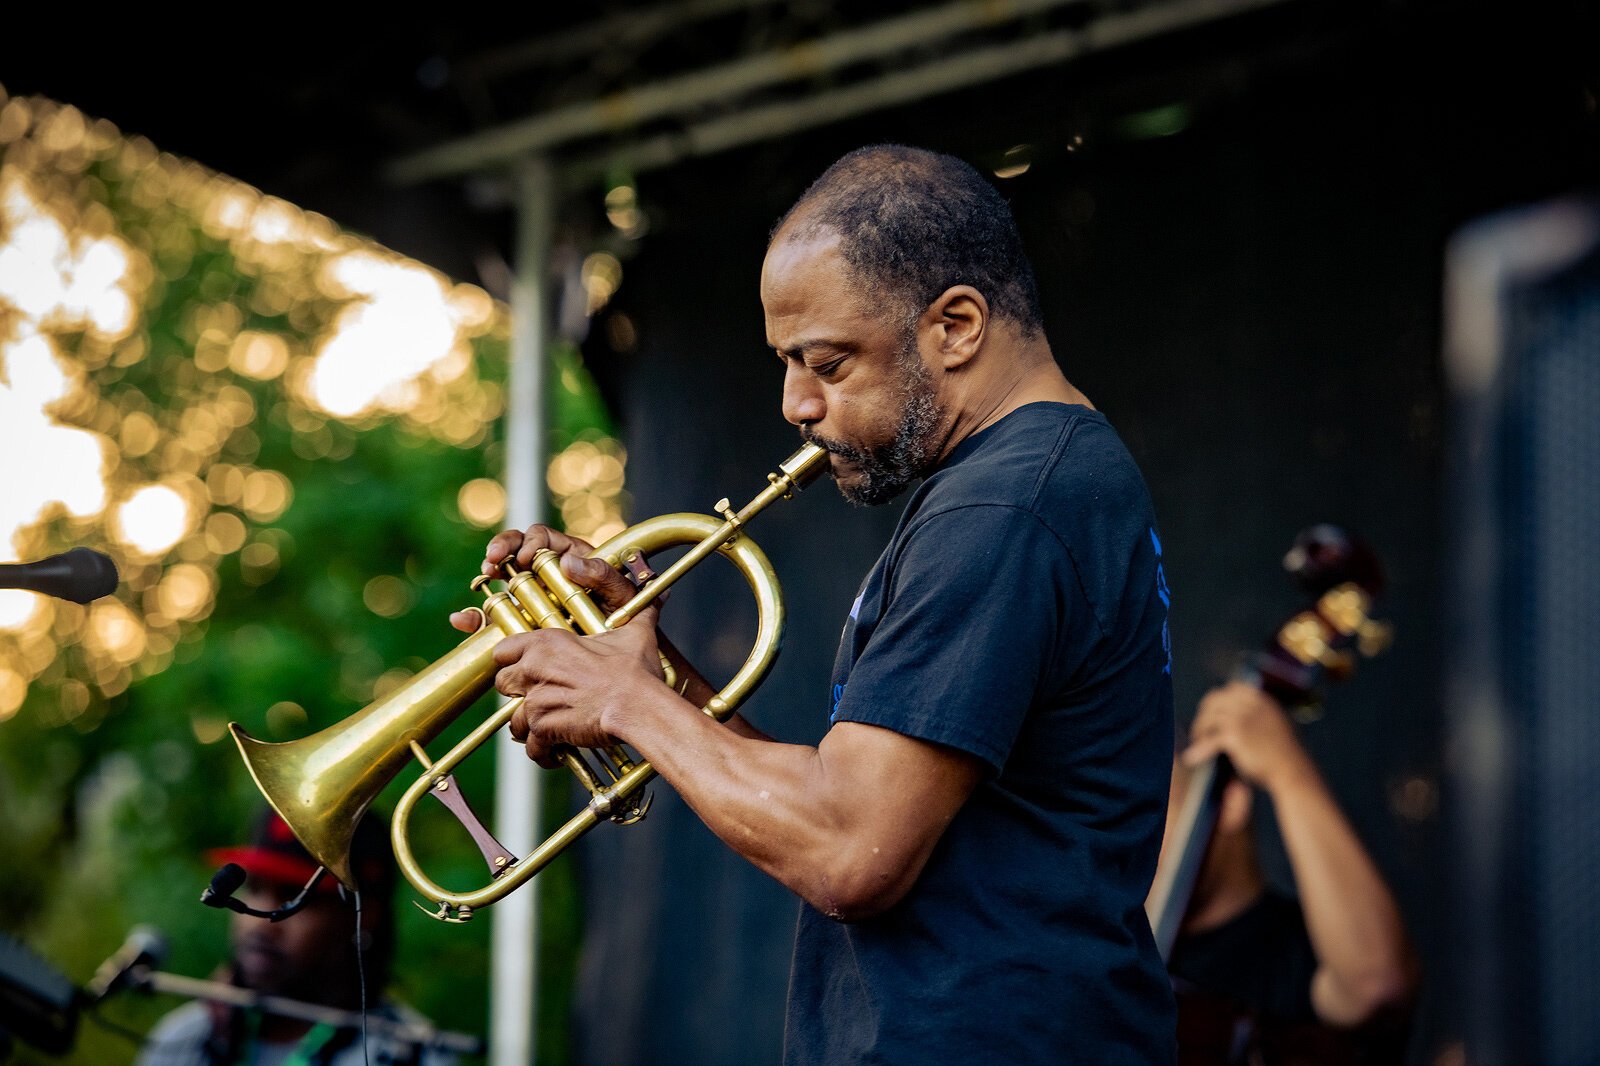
[126,967,484,1056]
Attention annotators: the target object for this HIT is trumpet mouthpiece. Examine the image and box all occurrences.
[782,443,832,488]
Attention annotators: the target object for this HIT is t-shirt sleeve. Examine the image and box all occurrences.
[831,503,1096,774]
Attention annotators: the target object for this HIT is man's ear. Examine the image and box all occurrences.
[924,285,988,369]
[1217,778,1255,835]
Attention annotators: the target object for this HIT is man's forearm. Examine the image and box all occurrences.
[603,681,972,919]
[1269,766,1417,1024]
[609,684,861,911]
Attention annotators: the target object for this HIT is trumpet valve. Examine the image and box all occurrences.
[603,744,637,776]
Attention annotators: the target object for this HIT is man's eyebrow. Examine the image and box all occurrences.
[776,340,852,361]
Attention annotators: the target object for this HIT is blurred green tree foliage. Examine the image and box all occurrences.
[0,95,612,1066]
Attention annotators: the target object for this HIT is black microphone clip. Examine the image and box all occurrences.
[200,863,329,923]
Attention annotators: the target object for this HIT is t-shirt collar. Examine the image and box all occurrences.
[937,400,1102,473]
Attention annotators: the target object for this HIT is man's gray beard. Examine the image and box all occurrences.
[806,346,945,507]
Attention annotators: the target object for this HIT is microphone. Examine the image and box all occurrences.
[0,548,119,604]
[84,926,167,1004]
[202,863,248,904]
[201,862,330,922]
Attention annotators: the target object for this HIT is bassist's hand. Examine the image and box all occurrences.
[1182,682,1318,796]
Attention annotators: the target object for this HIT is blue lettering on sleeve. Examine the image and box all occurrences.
[830,683,845,723]
[1150,526,1172,674]
[1150,527,1171,609]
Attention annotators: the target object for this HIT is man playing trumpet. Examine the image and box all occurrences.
[456,145,1177,1064]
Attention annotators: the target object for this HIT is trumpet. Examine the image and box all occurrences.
[229,443,830,922]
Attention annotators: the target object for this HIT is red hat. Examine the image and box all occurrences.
[207,809,396,896]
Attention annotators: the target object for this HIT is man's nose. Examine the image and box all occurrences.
[781,364,825,427]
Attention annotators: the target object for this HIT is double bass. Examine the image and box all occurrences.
[1146,525,1392,961]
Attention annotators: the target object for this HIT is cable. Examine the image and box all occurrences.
[354,890,370,1066]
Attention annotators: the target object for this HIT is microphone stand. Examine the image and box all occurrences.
[125,967,485,1057]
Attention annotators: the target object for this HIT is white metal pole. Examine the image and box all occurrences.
[493,155,554,1066]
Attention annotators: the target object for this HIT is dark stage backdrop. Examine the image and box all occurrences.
[558,8,1594,1065]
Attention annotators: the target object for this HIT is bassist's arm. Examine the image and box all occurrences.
[1183,682,1419,1027]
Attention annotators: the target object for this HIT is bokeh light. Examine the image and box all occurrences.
[0,94,494,718]
[363,575,414,619]
[265,700,309,738]
[0,90,627,738]
[229,331,290,380]
[0,591,45,632]
[306,252,463,418]
[457,478,508,529]
[0,667,26,720]
[581,252,623,316]
[115,485,191,556]
[548,436,628,544]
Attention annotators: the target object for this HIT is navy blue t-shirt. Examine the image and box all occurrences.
[783,402,1176,1065]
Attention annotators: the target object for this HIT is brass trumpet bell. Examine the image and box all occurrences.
[230,443,829,921]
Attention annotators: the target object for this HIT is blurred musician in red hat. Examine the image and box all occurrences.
[136,810,454,1066]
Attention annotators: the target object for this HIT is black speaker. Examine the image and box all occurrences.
[0,933,77,1055]
[1444,195,1600,1066]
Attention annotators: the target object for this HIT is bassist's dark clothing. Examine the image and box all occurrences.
[1169,892,1410,1066]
